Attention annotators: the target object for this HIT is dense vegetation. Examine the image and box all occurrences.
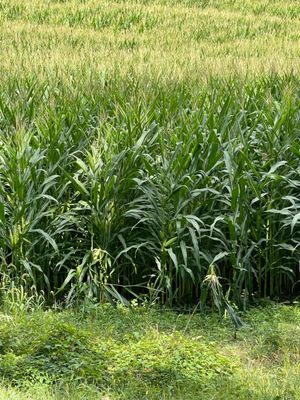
[0,0,300,310]
[0,0,300,398]
[1,76,300,311]
[0,303,299,399]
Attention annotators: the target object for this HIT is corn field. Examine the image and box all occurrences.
[0,76,299,308]
[0,0,300,309]
[1,0,300,81]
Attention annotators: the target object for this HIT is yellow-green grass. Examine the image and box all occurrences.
[0,0,299,83]
[0,303,299,399]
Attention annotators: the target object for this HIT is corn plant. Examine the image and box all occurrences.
[0,76,300,310]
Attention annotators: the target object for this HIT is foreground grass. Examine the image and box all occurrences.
[0,303,299,399]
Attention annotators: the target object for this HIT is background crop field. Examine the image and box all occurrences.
[0,0,300,82]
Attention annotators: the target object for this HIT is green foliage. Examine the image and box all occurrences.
[0,306,234,395]
[1,76,300,309]
[0,0,300,313]
[0,304,299,399]
[1,0,300,398]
